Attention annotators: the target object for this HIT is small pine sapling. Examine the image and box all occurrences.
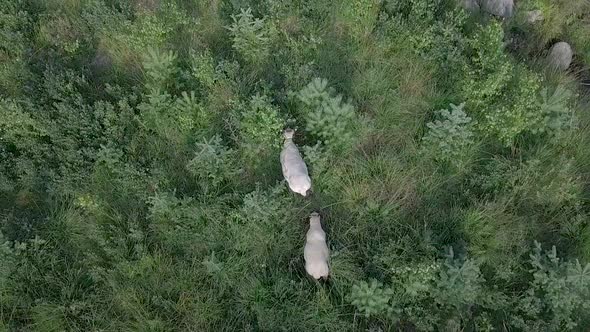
[421,103,475,165]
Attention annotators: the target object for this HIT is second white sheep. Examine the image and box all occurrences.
[280,129,312,196]
[304,212,330,280]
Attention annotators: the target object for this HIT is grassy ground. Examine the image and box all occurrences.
[1,0,590,331]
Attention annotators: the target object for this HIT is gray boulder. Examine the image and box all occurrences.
[547,42,573,71]
[461,0,480,12]
[90,49,113,75]
[460,0,514,18]
[483,0,514,17]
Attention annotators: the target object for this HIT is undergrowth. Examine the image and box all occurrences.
[1,0,590,331]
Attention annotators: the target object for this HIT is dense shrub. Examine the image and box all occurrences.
[421,103,475,167]
[226,7,275,66]
[236,94,283,178]
[186,136,242,194]
[516,0,590,64]
[511,242,590,331]
[0,0,32,97]
[296,78,357,152]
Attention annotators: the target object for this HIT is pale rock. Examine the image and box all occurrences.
[483,0,513,17]
[548,42,573,71]
[133,0,160,12]
[304,212,330,280]
[280,129,312,196]
[90,49,112,74]
[525,10,544,23]
[460,0,514,18]
[461,0,480,12]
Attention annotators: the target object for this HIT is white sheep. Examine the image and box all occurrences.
[280,129,311,196]
[304,212,330,280]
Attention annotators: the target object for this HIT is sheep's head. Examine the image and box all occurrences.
[304,188,312,197]
[283,128,295,140]
[289,175,311,196]
[310,212,320,224]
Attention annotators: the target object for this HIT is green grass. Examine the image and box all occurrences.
[1,0,590,330]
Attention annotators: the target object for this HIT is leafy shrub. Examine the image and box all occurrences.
[139,49,215,155]
[462,22,513,109]
[482,68,542,146]
[349,280,394,318]
[147,192,205,258]
[351,249,506,330]
[0,99,48,191]
[382,0,468,86]
[0,231,14,286]
[511,242,590,331]
[537,85,575,134]
[2,69,119,194]
[92,146,149,213]
[0,0,32,97]
[142,48,178,92]
[190,49,217,92]
[461,22,555,145]
[173,91,212,134]
[237,95,283,174]
[186,136,242,193]
[300,143,331,189]
[335,0,381,38]
[296,78,356,151]
[225,185,300,285]
[91,2,189,75]
[239,95,283,150]
[125,13,174,50]
[275,32,321,92]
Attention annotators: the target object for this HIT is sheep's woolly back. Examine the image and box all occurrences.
[283,128,295,140]
[280,128,311,196]
[304,212,329,279]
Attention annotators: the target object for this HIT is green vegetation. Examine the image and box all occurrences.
[1,0,590,330]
